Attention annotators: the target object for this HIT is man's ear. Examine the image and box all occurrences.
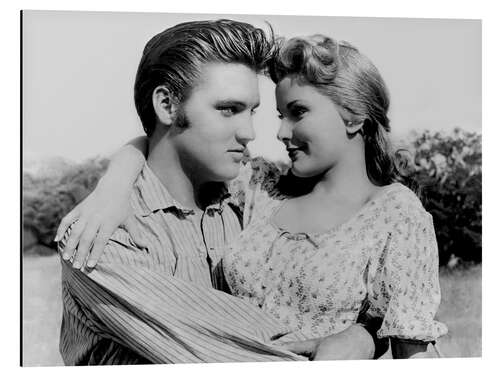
[152,86,178,127]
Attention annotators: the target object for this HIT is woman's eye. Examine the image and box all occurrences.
[277,113,284,120]
[291,107,307,118]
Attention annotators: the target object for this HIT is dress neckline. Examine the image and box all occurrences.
[268,182,402,238]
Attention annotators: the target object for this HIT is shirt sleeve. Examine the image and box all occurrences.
[366,204,448,342]
[59,232,306,363]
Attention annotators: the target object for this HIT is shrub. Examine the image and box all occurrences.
[407,128,482,266]
[22,157,109,253]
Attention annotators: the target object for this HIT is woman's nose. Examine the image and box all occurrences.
[277,119,292,143]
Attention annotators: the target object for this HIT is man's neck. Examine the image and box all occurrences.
[147,134,203,211]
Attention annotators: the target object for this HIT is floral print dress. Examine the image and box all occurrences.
[224,158,448,341]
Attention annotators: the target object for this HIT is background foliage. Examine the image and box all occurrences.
[23,158,109,252]
[22,129,481,267]
[407,128,482,266]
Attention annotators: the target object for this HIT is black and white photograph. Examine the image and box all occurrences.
[20,8,482,367]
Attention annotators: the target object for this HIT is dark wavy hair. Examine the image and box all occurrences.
[269,35,414,190]
[135,19,275,137]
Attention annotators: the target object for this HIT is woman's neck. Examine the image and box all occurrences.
[312,148,376,204]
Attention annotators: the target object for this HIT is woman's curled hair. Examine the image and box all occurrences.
[269,35,416,191]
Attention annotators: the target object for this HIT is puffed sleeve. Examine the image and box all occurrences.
[227,157,284,228]
[366,199,448,342]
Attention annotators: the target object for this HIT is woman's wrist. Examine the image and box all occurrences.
[350,323,376,359]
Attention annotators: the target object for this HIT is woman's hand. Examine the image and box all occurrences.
[277,324,375,360]
[56,178,145,270]
[56,136,148,270]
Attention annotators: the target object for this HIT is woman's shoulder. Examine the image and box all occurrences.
[230,157,283,194]
[227,157,286,211]
[247,157,283,187]
[379,182,431,221]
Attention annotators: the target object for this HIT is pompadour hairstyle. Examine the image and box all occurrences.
[134,19,274,137]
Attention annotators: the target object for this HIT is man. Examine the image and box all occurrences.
[58,19,378,365]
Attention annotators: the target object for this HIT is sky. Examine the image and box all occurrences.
[22,10,481,164]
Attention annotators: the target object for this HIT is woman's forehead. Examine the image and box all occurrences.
[275,77,320,101]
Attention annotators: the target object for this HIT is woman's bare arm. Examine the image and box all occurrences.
[56,136,148,269]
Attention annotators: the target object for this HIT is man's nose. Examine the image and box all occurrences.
[277,119,292,143]
[236,116,256,145]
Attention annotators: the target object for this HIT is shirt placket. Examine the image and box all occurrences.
[201,204,226,287]
[181,209,206,253]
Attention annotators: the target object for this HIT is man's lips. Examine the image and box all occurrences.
[227,149,245,161]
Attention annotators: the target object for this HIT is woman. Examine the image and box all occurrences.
[57,35,447,359]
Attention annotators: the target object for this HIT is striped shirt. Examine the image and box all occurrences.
[59,163,306,365]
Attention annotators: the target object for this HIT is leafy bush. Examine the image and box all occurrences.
[22,157,109,252]
[407,128,482,266]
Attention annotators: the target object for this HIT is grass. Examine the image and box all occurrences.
[21,254,481,366]
[22,253,64,366]
[435,265,482,357]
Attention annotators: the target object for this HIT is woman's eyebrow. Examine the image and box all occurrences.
[286,100,300,109]
[276,100,299,113]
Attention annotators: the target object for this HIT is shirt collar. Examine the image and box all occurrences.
[136,163,232,217]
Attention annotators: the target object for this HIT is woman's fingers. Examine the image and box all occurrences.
[61,218,87,261]
[85,217,145,269]
[72,219,101,269]
[123,218,147,249]
[86,225,114,269]
[55,207,80,242]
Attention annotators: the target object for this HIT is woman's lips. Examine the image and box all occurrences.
[287,147,303,161]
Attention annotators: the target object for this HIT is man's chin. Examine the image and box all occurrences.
[218,164,241,181]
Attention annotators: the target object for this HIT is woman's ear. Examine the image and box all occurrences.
[152,86,178,127]
[345,120,365,137]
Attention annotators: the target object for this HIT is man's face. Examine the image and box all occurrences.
[172,62,259,183]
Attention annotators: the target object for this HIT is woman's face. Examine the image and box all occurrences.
[275,76,355,178]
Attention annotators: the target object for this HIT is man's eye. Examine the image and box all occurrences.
[218,107,237,117]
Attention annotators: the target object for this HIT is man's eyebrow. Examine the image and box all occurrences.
[214,100,246,107]
[215,100,260,109]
